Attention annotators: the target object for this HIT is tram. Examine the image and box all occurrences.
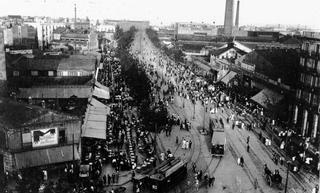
[147,157,187,192]
[211,128,226,156]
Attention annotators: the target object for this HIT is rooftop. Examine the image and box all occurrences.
[242,48,300,85]
[0,98,77,129]
[8,54,97,72]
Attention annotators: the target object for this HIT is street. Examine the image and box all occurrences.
[130,29,317,193]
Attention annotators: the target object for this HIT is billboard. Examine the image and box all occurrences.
[31,128,58,147]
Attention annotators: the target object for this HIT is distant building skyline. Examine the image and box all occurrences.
[0,0,319,30]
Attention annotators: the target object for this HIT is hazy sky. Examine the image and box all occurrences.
[0,0,319,29]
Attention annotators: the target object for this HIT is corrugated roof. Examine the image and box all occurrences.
[221,71,237,84]
[0,98,77,129]
[251,88,283,109]
[9,54,96,71]
[15,145,80,169]
[17,85,92,99]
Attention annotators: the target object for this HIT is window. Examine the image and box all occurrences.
[306,58,315,69]
[31,70,38,76]
[59,129,66,144]
[296,89,302,99]
[312,95,319,106]
[13,71,19,76]
[308,93,312,103]
[305,75,313,86]
[300,73,305,83]
[48,71,54,76]
[317,60,320,73]
[300,58,305,67]
[302,91,309,101]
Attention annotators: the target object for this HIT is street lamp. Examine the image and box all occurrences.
[284,161,292,193]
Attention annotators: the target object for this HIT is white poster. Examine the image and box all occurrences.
[31,128,58,147]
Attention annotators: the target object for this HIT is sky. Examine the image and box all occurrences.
[0,0,319,29]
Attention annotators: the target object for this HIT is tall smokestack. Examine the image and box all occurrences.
[224,0,234,36]
[74,4,77,26]
[235,0,240,29]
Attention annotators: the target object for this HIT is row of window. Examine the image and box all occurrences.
[299,73,320,87]
[296,89,320,107]
[301,42,320,54]
[61,38,88,42]
[13,70,90,77]
[300,57,320,73]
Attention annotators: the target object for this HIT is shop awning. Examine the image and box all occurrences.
[95,81,110,93]
[221,71,237,85]
[251,88,283,109]
[92,87,110,99]
[81,114,107,139]
[81,96,109,139]
[15,145,79,169]
[90,98,106,108]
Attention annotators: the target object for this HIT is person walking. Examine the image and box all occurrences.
[107,174,111,186]
[211,176,215,187]
[247,136,250,144]
[240,156,244,167]
[195,179,199,191]
[192,162,196,173]
[247,144,250,152]
[103,174,107,185]
[112,172,115,184]
[189,140,192,149]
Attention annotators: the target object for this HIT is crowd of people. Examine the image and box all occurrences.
[133,32,319,192]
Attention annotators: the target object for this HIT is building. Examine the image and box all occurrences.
[52,28,98,52]
[292,39,320,146]
[224,0,234,36]
[105,20,149,31]
[7,54,97,78]
[0,98,81,175]
[25,21,66,50]
[175,22,218,37]
[2,25,37,48]
[96,24,115,33]
[211,41,252,61]
[6,53,97,88]
[0,30,7,93]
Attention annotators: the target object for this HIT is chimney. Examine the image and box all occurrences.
[235,0,240,29]
[74,4,77,27]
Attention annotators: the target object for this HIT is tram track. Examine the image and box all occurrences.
[225,133,266,193]
[233,115,312,192]
[215,102,315,193]
[134,31,224,192]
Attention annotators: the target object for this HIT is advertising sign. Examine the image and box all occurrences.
[31,128,58,147]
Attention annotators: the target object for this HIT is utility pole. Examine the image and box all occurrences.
[74,3,77,53]
[284,161,291,193]
[203,103,206,132]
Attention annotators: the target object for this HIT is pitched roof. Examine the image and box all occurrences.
[242,49,300,85]
[212,41,252,57]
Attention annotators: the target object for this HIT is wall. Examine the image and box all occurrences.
[0,31,6,81]
[7,119,81,152]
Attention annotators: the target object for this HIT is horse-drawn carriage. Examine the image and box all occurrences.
[264,164,283,190]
